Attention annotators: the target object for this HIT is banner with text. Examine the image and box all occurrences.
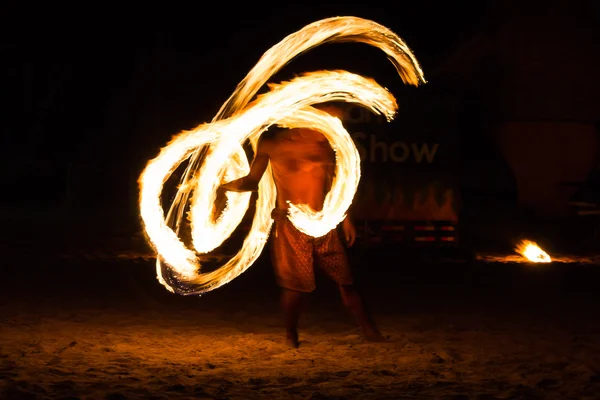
[340,95,461,223]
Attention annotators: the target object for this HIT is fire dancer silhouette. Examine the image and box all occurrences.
[221,104,385,348]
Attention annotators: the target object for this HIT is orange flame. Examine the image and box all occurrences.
[138,17,425,295]
[515,240,552,263]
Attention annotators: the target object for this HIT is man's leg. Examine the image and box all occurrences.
[281,288,305,348]
[314,229,385,342]
[270,213,316,348]
[339,284,386,342]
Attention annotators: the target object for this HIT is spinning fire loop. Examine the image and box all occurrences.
[139,17,426,295]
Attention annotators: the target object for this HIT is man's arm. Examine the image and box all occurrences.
[325,144,356,246]
[330,150,358,246]
[220,139,270,192]
[341,205,357,247]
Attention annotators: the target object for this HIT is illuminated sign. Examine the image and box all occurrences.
[341,104,441,164]
[350,132,439,163]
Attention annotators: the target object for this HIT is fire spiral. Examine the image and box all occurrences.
[139,16,426,295]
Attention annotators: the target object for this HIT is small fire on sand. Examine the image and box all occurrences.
[515,240,552,263]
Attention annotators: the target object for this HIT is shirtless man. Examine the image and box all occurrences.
[221,104,384,348]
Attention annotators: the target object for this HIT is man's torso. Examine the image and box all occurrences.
[263,128,334,211]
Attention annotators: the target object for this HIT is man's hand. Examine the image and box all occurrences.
[220,181,236,192]
[341,217,356,247]
[220,178,259,192]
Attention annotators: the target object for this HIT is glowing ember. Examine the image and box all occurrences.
[138,16,426,295]
[515,240,552,263]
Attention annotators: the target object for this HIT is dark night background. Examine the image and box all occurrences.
[2,1,600,399]
[3,1,495,230]
[3,0,599,251]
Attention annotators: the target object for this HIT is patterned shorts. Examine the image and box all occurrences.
[269,209,353,292]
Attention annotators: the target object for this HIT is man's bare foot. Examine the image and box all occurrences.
[364,329,387,342]
[286,331,299,349]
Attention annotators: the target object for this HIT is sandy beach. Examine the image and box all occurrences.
[1,242,600,399]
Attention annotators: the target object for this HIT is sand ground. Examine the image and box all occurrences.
[1,244,600,399]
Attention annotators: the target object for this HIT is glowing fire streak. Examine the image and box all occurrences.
[515,240,552,263]
[139,17,425,295]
